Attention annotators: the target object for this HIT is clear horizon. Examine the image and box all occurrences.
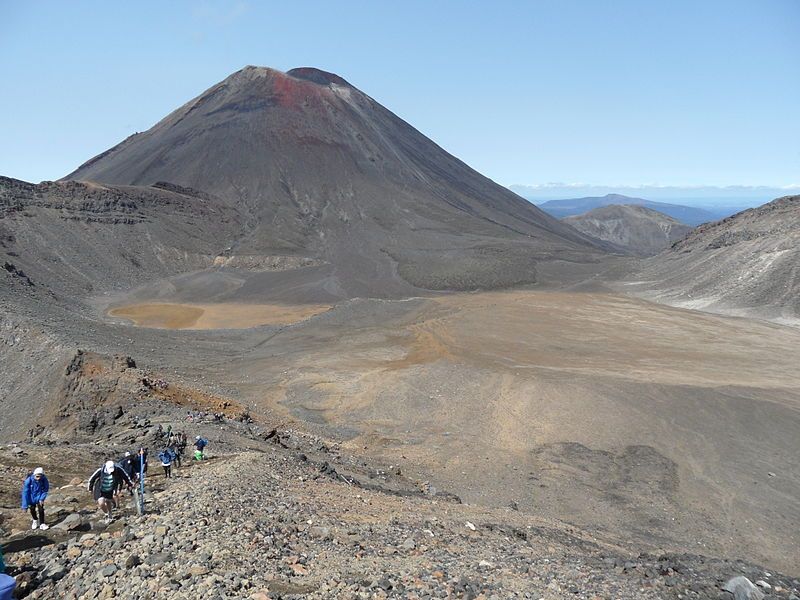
[1,1,798,188]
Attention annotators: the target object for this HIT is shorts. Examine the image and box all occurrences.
[100,489,114,500]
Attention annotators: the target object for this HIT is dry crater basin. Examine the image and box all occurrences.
[109,302,329,330]
[98,287,800,573]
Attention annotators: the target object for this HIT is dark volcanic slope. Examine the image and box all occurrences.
[0,176,245,300]
[65,66,606,296]
[563,204,693,256]
[539,194,715,226]
[632,195,800,322]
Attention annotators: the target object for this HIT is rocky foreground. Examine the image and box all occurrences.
[3,427,798,600]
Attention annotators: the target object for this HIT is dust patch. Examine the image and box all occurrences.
[381,321,455,371]
[109,302,329,330]
[531,442,679,499]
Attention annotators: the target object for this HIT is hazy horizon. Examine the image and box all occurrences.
[510,183,799,208]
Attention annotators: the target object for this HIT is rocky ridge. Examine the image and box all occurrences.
[0,176,246,302]
[631,195,800,322]
[3,417,797,600]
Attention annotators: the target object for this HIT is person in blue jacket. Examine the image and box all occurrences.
[158,447,176,478]
[21,467,49,530]
[193,436,208,460]
[0,542,13,600]
[0,544,13,600]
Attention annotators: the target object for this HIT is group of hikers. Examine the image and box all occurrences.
[19,430,210,528]
[0,425,210,600]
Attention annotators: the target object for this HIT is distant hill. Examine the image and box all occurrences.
[563,205,693,256]
[536,194,718,226]
[634,195,800,323]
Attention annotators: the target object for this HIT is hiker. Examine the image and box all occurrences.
[0,543,14,600]
[116,451,137,504]
[0,570,14,600]
[0,546,14,600]
[158,447,176,478]
[169,438,182,468]
[193,435,208,460]
[21,467,49,530]
[0,545,12,600]
[88,460,133,524]
[178,432,187,457]
[118,451,136,480]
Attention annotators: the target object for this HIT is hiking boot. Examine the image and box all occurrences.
[39,523,49,531]
[31,519,39,530]
[103,515,113,524]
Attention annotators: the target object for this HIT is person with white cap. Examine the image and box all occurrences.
[21,467,49,530]
[88,460,134,524]
[193,435,208,460]
[117,451,136,480]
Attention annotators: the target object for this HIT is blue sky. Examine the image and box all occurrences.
[1,1,798,188]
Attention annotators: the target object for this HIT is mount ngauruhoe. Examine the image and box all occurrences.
[63,66,606,297]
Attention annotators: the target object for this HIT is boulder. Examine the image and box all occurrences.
[43,561,67,582]
[722,577,765,600]
[146,552,174,566]
[101,564,117,578]
[309,526,331,541]
[401,538,416,551]
[53,513,82,531]
[125,554,141,569]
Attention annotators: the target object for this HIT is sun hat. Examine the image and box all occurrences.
[33,467,45,476]
[104,460,115,473]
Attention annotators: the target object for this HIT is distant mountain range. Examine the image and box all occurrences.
[510,184,794,208]
[533,194,723,226]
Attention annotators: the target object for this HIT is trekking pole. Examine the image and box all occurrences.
[139,448,146,514]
